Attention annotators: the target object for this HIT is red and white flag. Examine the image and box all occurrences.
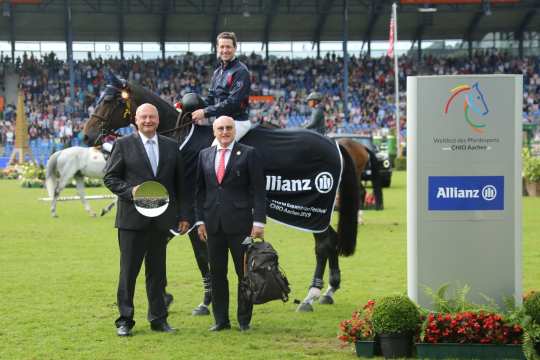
[387,11,395,58]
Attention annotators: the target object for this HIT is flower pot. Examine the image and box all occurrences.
[416,343,525,359]
[526,181,540,197]
[355,341,375,358]
[378,332,413,358]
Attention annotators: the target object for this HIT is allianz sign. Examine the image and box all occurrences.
[428,176,504,211]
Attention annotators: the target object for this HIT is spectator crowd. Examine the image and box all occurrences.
[1,50,539,162]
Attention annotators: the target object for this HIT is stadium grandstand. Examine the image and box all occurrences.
[0,0,539,166]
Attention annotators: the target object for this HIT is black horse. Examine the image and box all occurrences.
[83,77,360,313]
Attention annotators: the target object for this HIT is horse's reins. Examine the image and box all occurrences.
[92,96,194,143]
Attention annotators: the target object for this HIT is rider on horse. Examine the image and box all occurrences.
[305,92,327,136]
[191,32,251,143]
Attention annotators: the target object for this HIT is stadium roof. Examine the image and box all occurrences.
[0,0,538,44]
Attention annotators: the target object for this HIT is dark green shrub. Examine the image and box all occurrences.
[524,291,540,324]
[372,295,420,335]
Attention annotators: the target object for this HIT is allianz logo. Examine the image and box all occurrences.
[436,185,497,201]
[266,172,334,194]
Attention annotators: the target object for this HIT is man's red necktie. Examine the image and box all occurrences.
[216,148,226,183]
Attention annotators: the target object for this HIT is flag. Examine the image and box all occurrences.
[387,11,395,58]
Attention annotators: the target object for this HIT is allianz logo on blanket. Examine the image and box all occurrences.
[266,172,334,194]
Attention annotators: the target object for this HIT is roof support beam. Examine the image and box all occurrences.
[342,0,349,123]
[117,0,125,59]
[464,11,483,59]
[312,0,336,43]
[210,0,223,53]
[362,0,381,57]
[515,9,537,58]
[263,0,280,60]
[8,3,15,62]
[159,0,170,59]
[64,0,75,107]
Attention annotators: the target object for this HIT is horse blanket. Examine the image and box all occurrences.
[180,125,343,232]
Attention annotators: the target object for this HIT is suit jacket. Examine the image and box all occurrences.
[104,132,190,231]
[195,142,266,235]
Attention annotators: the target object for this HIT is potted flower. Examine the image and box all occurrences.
[338,299,377,357]
[523,148,540,196]
[416,284,525,359]
[523,291,540,357]
[417,311,524,359]
[371,295,420,358]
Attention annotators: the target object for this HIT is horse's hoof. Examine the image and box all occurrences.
[319,295,334,305]
[296,302,314,312]
[100,210,106,217]
[192,304,210,316]
[52,214,58,218]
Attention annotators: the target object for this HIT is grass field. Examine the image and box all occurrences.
[1,171,539,359]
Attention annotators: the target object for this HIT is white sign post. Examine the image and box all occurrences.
[407,75,522,307]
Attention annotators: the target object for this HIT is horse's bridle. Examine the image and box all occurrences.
[90,95,136,146]
[90,92,195,144]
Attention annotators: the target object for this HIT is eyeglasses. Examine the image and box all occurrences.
[215,125,234,132]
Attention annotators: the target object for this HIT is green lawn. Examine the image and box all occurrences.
[1,172,539,359]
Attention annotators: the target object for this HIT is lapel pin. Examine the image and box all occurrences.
[236,151,241,155]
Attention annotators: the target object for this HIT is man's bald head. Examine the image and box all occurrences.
[135,103,160,138]
[213,116,236,148]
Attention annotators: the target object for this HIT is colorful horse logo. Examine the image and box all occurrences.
[444,82,489,134]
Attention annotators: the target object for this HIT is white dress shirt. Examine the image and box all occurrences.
[139,131,159,169]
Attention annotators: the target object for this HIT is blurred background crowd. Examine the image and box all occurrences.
[1,50,539,163]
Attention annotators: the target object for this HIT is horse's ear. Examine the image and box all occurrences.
[110,72,125,89]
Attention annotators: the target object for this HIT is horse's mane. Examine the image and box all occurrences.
[130,83,179,132]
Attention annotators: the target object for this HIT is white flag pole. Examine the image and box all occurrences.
[392,2,401,157]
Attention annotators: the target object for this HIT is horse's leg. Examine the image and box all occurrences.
[320,228,341,304]
[100,198,117,216]
[188,231,212,316]
[51,190,59,218]
[51,172,74,218]
[75,175,96,217]
[296,231,330,312]
[358,180,366,225]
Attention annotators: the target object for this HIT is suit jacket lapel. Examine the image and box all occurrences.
[156,135,167,176]
[223,143,238,182]
[134,133,155,177]
[209,146,218,185]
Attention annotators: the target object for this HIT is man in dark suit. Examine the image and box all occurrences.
[104,103,190,337]
[195,116,266,332]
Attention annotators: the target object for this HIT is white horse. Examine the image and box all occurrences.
[45,146,115,217]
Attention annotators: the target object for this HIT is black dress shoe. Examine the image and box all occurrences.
[117,325,132,337]
[239,324,250,332]
[209,323,231,332]
[150,321,177,333]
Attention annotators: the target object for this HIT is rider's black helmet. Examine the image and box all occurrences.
[181,93,207,113]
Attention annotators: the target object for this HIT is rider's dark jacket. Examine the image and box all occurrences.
[306,103,326,135]
[203,57,251,121]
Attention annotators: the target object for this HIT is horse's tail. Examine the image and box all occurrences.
[45,151,60,198]
[365,147,383,210]
[336,144,360,256]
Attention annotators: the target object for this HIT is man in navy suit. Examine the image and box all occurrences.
[195,116,266,332]
[104,103,190,336]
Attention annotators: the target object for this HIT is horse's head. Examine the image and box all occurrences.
[83,74,136,146]
[467,82,489,117]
